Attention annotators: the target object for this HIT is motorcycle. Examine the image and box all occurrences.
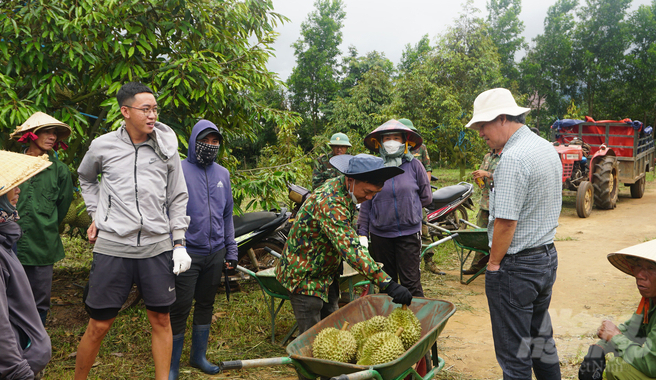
[424,181,475,239]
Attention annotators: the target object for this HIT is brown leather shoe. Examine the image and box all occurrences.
[425,260,446,275]
[462,266,484,275]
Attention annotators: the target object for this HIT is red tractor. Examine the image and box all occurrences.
[552,120,654,218]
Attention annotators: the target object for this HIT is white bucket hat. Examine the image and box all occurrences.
[607,239,656,277]
[465,88,531,130]
[0,151,52,196]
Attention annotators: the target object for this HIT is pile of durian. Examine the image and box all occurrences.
[311,305,422,365]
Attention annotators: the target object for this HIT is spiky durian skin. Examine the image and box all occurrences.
[356,331,405,365]
[312,327,357,363]
[353,316,388,361]
[365,315,387,335]
[385,307,421,350]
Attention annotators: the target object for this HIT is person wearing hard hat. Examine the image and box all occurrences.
[579,240,656,380]
[0,151,54,380]
[467,88,562,379]
[312,132,352,190]
[9,112,74,326]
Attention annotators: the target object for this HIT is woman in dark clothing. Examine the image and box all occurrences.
[357,120,432,297]
[0,150,53,380]
[168,120,238,379]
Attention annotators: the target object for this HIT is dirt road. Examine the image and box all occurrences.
[437,185,656,379]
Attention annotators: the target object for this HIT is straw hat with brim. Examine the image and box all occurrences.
[465,88,531,130]
[10,112,72,141]
[330,154,404,183]
[364,120,422,152]
[0,151,52,196]
[607,239,656,277]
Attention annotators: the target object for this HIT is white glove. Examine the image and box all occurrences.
[172,246,192,275]
[359,236,369,248]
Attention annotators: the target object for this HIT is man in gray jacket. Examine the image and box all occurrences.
[75,82,191,380]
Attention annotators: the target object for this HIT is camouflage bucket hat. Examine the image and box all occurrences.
[364,119,422,152]
[330,154,404,183]
[328,132,352,147]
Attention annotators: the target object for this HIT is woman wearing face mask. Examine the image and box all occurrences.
[0,151,53,380]
[357,120,433,297]
[169,120,238,379]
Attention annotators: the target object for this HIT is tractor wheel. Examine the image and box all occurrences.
[592,156,619,209]
[575,181,593,218]
[630,176,645,199]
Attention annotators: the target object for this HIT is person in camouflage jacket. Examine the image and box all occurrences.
[276,154,413,336]
[312,132,351,189]
[463,149,501,274]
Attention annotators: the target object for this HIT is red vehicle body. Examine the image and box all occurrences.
[552,120,654,217]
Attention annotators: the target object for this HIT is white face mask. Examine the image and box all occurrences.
[383,140,403,154]
[348,179,359,205]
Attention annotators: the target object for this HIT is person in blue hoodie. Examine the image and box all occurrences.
[168,120,238,379]
[357,120,432,297]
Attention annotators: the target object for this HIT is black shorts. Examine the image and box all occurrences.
[85,251,175,312]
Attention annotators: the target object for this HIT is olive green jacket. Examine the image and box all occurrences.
[16,153,74,266]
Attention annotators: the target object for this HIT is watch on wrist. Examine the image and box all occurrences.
[173,239,186,247]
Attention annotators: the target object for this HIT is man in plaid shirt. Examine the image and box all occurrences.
[466,88,563,380]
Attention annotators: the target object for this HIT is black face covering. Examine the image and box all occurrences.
[195,141,219,167]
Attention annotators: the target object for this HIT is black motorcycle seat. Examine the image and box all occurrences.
[432,184,468,205]
[233,211,279,237]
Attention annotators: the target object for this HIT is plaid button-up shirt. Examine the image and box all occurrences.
[488,126,562,254]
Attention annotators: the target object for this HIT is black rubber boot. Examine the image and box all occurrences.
[189,325,220,375]
[168,333,184,380]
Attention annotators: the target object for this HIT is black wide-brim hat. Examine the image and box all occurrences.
[330,154,404,183]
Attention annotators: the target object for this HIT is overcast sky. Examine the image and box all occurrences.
[268,0,652,81]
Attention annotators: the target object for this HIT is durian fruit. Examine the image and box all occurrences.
[357,327,405,366]
[312,322,357,363]
[385,304,421,350]
[354,315,388,361]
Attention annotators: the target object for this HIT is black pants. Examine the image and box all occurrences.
[23,265,53,315]
[170,249,225,335]
[370,233,424,297]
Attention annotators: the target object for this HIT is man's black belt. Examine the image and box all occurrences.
[515,242,555,256]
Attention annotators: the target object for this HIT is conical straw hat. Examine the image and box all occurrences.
[10,112,72,141]
[0,151,52,196]
[607,239,656,277]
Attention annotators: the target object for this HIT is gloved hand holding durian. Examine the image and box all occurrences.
[311,305,421,365]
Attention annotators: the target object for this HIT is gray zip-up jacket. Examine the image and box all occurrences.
[78,122,189,246]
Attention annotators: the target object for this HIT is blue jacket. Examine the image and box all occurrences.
[357,158,432,238]
[181,120,238,260]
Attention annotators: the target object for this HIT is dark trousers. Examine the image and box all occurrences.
[170,249,225,335]
[485,245,561,380]
[370,233,424,297]
[23,265,53,316]
[289,277,340,335]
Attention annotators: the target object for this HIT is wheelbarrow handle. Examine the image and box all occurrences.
[263,246,282,259]
[330,369,383,380]
[219,357,292,371]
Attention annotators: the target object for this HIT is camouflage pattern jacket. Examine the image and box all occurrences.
[276,176,391,302]
[312,153,340,189]
[412,144,431,173]
[479,151,501,211]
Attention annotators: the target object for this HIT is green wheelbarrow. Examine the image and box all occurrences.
[218,294,456,379]
[451,229,489,285]
[236,253,375,345]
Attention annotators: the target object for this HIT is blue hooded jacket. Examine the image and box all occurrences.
[181,120,238,260]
